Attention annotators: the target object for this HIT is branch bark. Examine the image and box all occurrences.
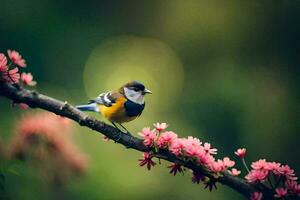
[0,81,257,199]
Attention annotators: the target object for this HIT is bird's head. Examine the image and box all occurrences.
[121,81,151,104]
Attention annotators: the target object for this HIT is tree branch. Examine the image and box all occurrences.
[0,81,257,199]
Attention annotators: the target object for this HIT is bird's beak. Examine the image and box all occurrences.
[143,88,152,94]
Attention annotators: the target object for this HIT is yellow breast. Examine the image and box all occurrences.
[98,97,137,123]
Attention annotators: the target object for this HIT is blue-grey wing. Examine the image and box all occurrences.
[89,91,117,107]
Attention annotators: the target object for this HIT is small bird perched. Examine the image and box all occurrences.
[76,81,151,133]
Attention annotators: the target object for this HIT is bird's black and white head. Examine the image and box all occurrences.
[122,81,151,104]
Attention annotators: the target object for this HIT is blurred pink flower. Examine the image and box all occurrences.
[153,122,168,132]
[138,152,156,170]
[251,159,268,170]
[184,143,203,157]
[285,180,300,194]
[279,165,297,181]
[186,136,202,147]
[138,127,157,147]
[10,112,88,180]
[0,53,7,72]
[169,138,185,156]
[228,168,241,176]
[210,159,225,172]
[2,67,20,84]
[168,163,183,176]
[250,192,263,200]
[245,169,268,183]
[274,187,287,198]
[157,131,177,148]
[203,142,217,155]
[21,72,36,86]
[223,157,235,168]
[266,161,281,172]
[7,49,26,67]
[234,148,246,158]
[19,103,29,109]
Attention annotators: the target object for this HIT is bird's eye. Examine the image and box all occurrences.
[133,88,139,92]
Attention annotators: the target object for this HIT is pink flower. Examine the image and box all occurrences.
[228,168,241,176]
[266,161,281,173]
[11,112,88,176]
[210,159,225,172]
[19,103,29,109]
[197,152,214,165]
[223,157,235,168]
[234,148,246,158]
[186,136,202,146]
[203,142,217,155]
[21,72,36,86]
[169,138,185,156]
[138,152,156,170]
[251,159,268,170]
[274,187,287,198]
[138,128,157,147]
[157,131,177,148]
[167,163,183,176]
[153,122,168,132]
[7,49,26,67]
[279,165,297,180]
[245,169,269,183]
[0,53,7,72]
[184,144,203,157]
[250,192,263,200]
[2,67,20,84]
[286,180,300,194]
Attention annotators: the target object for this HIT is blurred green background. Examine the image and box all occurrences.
[1,0,300,199]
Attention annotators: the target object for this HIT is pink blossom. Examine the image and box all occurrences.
[185,136,202,146]
[2,67,20,84]
[21,72,36,86]
[169,138,185,156]
[274,187,287,198]
[228,168,241,176]
[210,159,225,172]
[19,103,29,109]
[138,127,157,147]
[0,53,7,72]
[183,136,203,157]
[7,49,26,67]
[266,161,281,173]
[197,152,215,166]
[245,169,268,183]
[184,143,203,157]
[251,159,268,170]
[167,163,183,176]
[223,157,235,168]
[138,152,156,170]
[250,192,263,200]
[157,131,177,148]
[279,165,297,180]
[11,112,88,175]
[203,142,217,155]
[234,148,246,158]
[153,122,168,132]
[286,180,300,194]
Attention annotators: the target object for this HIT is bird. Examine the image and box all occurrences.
[76,81,151,133]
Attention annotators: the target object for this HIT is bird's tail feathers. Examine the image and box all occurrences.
[76,103,99,112]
